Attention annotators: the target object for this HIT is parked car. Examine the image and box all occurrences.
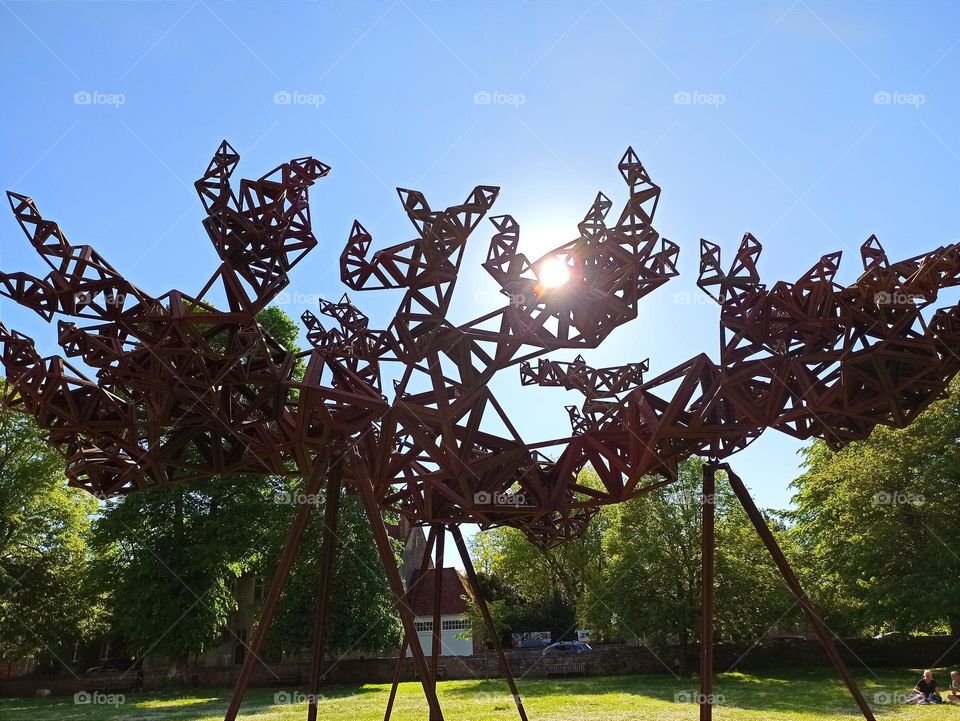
[83,660,140,693]
[542,642,592,676]
[519,638,551,649]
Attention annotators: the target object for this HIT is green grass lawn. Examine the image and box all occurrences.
[3,669,959,720]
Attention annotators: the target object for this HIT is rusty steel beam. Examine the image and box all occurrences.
[307,457,343,721]
[451,525,529,721]
[384,525,439,721]
[430,527,445,690]
[700,464,716,721]
[723,464,877,721]
[224,459,328,721]
[354,460,445,721]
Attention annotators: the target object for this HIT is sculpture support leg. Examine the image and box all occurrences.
[354,465,444,721]
[224,459,329,721]
[385,526,439,721]
[700,463,716,721]
[451,525,529,721]
[383,638,408,721]
[430,527,445,689]
[724,465,876,721]
[307,459,343,721]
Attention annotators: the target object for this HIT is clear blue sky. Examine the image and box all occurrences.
[2,1,959,566]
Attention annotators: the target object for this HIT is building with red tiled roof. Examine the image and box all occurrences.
[405,567,474,657]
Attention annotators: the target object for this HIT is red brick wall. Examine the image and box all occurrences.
[3,637,957,698]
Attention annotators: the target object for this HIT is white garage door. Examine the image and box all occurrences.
[408,616,473,657]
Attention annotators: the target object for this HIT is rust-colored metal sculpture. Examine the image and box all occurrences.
[2,142,958,721]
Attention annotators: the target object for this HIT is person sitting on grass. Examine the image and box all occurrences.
[947,671,960,704]
[906,670,943,704]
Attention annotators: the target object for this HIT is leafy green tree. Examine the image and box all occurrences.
[266,492,403,658]
[89,307,304,670]
[0,388,102,665]
[470,519,605,612]
[462,569,577,647]
[91,307,401,668]
[791,377,960,637]
[468,468,610,643]
[579,457,795,672]
[91,474,283,669]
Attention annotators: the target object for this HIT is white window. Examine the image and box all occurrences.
[415,620,433,632]
[441,618,471,631]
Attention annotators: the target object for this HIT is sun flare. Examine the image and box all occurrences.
[539,257,570,289]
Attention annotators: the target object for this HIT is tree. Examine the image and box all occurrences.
[790,377,960,637]
[91,474,283,669]
[265,492,402,658]
[0,386,102,666]
[89,306,304,670]
[461,567,577,648]
[579,457,795,672]
[90,306,402,668]
[468,468,609,643]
